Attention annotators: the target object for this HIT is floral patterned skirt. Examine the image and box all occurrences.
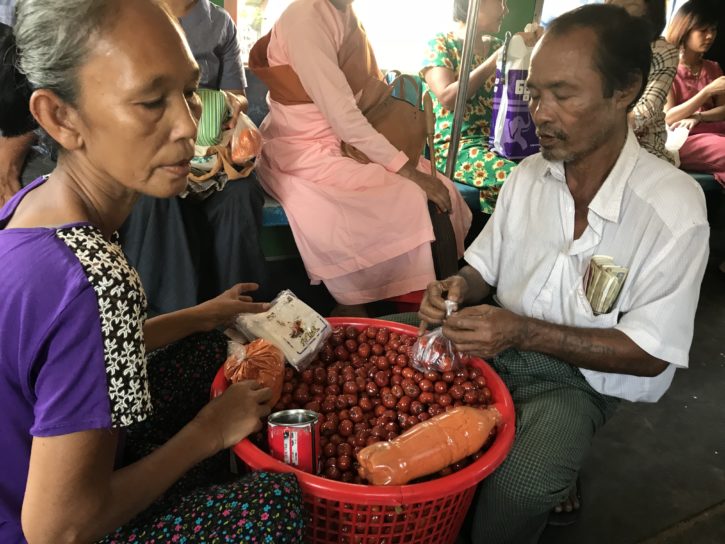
[98,331,305,543]
[436,137,517,214]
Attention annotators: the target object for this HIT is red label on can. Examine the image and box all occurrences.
[267,410,321,474]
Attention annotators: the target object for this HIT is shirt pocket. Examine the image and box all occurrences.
[575,286,619,328]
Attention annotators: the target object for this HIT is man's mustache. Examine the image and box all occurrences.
[536,126,567,140]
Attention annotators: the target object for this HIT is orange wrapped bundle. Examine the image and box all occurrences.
[230,113,263,165]
[356,406,500,486]
[223,339,285,406]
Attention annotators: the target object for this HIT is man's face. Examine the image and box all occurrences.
[526,28,628,164]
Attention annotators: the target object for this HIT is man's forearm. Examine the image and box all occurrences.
[518,317,668,377]
[459,265,492,305]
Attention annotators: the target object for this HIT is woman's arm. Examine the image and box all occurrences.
[423,51,500,112]
[144,283,270,352]
[631,42,677,131]
[22,380,272,544]
[665,75,725,124]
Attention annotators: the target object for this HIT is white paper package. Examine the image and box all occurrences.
[234,290,331,371]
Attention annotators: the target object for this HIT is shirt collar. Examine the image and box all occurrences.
[542,129,640,224]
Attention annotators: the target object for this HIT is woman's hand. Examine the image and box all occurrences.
[222,90,249,128]
[399,163,452,213]
[705,76,725,98]
[195,380,274,451]
[517,23,544,47]
[196,283,270,332]
[671,116,700,131]
[418,275,469,333]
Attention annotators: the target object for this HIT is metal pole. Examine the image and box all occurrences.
[444,0,482,179]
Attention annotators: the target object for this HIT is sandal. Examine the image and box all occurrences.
[547,477,582,527]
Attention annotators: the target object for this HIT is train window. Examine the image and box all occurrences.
[537,0,602,26]
[536,0,688,26]
[235,0,465,72]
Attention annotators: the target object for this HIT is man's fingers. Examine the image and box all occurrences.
[418,319,429,336]
[445,316,485,332]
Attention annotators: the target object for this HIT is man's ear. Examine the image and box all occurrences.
[29,89,85,151]
[614,74,643,112]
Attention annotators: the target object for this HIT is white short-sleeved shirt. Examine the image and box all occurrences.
[465,131,709,402]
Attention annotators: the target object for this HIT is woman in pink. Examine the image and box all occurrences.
[249,0,472,315]
[665,1,725,187]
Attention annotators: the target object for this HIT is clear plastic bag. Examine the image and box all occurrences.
[412,300,462,373]
[234,290,331,371]
[230,112,263,165]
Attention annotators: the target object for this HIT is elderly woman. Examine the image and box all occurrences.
[121,0,269,316]
[249,0,472,317]
[421,0,520,215]
[0,1,303,542]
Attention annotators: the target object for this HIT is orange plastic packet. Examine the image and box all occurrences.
[356,406,500,486]
[223,338,285,406]
[230,112,263,165]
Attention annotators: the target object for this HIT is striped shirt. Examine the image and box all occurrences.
[632,38,679,163]
[465,130,709,403]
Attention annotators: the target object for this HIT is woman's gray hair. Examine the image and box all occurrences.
[14,0,116,103]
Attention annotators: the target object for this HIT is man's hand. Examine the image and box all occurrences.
[418,275,469,333]
[442,305,527,360]
[196,283,270,332]
[0,175,20,207]
[0,133,35,207]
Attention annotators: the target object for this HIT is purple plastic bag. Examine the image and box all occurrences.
[489,33,539,160]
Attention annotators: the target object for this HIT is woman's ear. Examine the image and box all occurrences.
[29,89,85,151]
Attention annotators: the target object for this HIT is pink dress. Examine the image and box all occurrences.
[255,0,472,305]
[670,59,725,185]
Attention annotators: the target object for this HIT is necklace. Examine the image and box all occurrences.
[680,51,703,77]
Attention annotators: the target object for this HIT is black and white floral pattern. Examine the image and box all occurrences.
[56,226,152,427]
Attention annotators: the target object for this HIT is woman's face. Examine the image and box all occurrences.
[70,0,201,198]
[606,0,646,18]
[685,25,718,55]
[475,0,508,35]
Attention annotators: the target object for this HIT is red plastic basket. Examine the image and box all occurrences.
[211,317,515,544]
[384,290,425,313]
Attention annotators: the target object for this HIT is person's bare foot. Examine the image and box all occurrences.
[719,261,725,275]
[329,303,369,317]
[548,479,582,526]
[553,482,581,514]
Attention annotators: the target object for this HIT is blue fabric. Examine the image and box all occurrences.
[179,0,246,90]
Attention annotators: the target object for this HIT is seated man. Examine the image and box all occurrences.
[419,5,709,543]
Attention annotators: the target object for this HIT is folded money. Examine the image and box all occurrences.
[584,255,628,315]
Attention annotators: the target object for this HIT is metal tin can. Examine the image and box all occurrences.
[267,409,321,474]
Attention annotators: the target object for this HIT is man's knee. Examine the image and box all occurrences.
[482,458,572,515]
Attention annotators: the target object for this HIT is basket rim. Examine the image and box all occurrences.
[211,317,515,505]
